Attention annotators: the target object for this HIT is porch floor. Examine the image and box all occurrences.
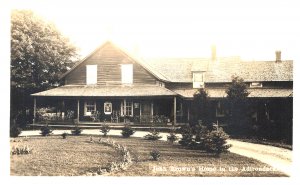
[27,121,186,129]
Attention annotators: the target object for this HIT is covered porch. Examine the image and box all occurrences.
[31,85,186,126]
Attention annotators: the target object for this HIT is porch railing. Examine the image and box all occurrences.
[134,115,169,125]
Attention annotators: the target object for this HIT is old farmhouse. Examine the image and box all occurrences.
[31,41,293,139]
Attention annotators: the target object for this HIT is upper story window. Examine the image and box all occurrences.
[250,82,263,88]
[121,64,133,84]
[86,65,97,85]
[193,72,205,89]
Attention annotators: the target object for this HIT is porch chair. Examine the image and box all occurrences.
[111,110,120,123]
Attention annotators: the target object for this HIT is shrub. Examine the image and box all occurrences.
[178,125,194,146]
[144,129,162,140]
[121,125,135,138]
[40,125,53,136]
[61,132,68,139]
[71,126,82,135]
[203,127,232,156]
[10,124,22,138]
[100,124,110,137]
[11,145,32,155]
[167,127,178,144]
[150,149,161,161]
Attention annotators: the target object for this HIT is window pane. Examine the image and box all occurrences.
[121,64,133,84]
[86,65,97,85]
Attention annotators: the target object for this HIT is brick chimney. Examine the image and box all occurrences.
[275,50,281,62]
[211,45,216,61]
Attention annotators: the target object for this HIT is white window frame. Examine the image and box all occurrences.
[121,64,133,84]
[121,99,133,117]
[250,82,263,88]
[86,65,97,85]
[84,101,96,116]
[193,72,205,89]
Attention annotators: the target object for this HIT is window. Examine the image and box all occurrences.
[216,101,225,117]
[86,65,97,85]
[156,81,165,87]
[121,64,133,84]
[121,100,133,116]
[84,101,96,116]
[250,82,263,88]
[193,72,205,88]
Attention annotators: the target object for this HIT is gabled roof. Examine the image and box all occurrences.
[61,41,293,83]
[60,41,169,82]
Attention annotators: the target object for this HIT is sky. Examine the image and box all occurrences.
[8,0,299,60]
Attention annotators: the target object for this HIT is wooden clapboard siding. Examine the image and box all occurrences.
[64,42,157,85]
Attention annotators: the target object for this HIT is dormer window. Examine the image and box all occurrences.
[193,72,205,89]
[250,82,263,88]
[86,65,97,85]
[121,64,133,84]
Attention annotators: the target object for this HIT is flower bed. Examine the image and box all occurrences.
[86,138,133,176]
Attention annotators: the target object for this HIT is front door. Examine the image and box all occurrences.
[141,102,151,116]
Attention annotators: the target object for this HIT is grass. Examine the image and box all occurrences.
[10,135,287,176]
[235,138,292,150]
[10,136,120,176]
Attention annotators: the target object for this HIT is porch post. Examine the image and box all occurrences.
[139,102,142,123]
[62,99,65,121]
[77,99,80,123]
[173,96,177,125]
[33,97,36,124]
[151,102,153,116]
[187,106,190,122]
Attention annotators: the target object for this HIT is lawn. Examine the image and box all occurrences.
[10,135,287,176]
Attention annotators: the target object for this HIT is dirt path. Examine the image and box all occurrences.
[227,139,292,176]
[19,129,292,176]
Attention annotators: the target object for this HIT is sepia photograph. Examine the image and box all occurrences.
[4,0,299,183]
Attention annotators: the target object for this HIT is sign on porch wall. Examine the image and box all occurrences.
[104,102,112,115]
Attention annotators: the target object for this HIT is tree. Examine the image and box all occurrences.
[225,76,250,136]
[192,88,210,125]
[10,10,78,126]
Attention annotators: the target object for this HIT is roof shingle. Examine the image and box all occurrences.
[31,85,177,97]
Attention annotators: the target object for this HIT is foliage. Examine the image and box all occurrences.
[71,126,82,136]
[96,138,133,175]
[203,127,232,156]
[11,10,78,118]
[100,124,110,137]
[150,149,161,161]
[40,125,53,136]
[192,88,211,125]
[178,125,194,146]
[11,145,32,155]
[10,124,22,138]
[143,129,162,140]
[153,115,168,125]
[225,76,250,135]
[178,123,231,155]
[167,127,178,144]
[226,76,249,103]
[121,125,135,138]
[61,132,68,139]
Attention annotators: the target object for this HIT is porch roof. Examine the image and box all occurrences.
[173,88,293,98]
[31,85,177,97]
